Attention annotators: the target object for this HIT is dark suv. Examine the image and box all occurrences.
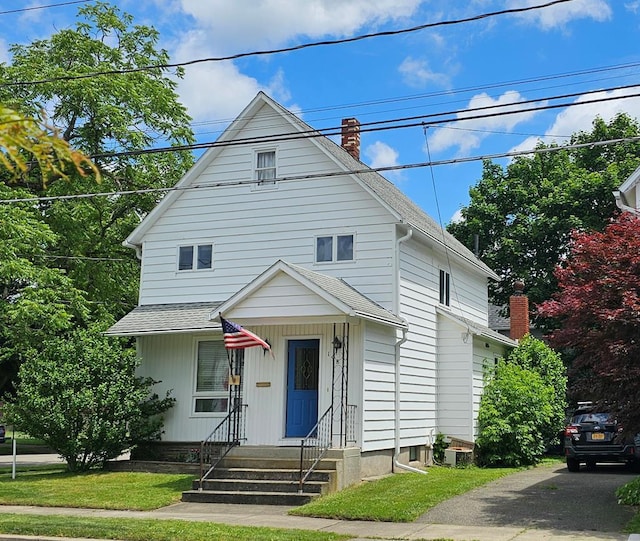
[0,425,4,444]
[563,404,638,472]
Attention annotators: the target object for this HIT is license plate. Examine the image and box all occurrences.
[591,433,605,440]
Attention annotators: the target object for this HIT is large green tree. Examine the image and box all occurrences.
[0,2,195,394]
[0,1,195,323]
[448,114,640,322]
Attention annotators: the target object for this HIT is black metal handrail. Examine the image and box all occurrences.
[298,405,333,493]
[198,402,246,490]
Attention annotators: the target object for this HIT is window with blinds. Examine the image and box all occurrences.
[194,340,229,414]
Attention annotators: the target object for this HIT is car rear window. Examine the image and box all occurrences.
[572,412,612,424]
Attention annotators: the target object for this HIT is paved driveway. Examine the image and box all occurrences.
[417,461,637,535]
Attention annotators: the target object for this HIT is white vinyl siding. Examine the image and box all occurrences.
[138,323,362,445]
[139,104,396,308]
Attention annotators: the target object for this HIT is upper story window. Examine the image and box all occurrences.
[178,244,213,271]
[255,150,276,183]
[439,269,450,306]
[316,234,354,263]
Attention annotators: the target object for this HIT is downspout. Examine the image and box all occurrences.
[392,227,426,474]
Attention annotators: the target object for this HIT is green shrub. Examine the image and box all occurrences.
[616,477,640,505]
[476,362,553,467]
[4,328,174,471]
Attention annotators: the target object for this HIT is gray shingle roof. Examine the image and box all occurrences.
[105,302,223,336]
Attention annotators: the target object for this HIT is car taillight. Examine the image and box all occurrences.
[564,425,579,436]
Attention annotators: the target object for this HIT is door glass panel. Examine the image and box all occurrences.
[294,346,319,390]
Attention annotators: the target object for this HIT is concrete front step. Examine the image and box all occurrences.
[181,489,317,506]
[207,467,333,482]
[194,478,327,494]
[217,456,339,470]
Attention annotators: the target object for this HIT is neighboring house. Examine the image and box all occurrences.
[614,165,640,216]
[107,92,515,485]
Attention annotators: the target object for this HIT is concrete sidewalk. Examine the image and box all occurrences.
[0,454,631,541]
[0,501,629,541]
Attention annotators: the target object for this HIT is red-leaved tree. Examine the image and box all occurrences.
[538,213,640,432]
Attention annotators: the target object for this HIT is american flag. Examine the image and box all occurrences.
[220,315,272,353]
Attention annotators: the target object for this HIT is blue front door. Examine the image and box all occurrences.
[285,339,319,438]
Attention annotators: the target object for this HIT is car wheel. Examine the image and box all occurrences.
[567,458,580,472]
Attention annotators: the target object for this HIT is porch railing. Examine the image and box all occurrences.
[199,402,247,490]
[298,405,333,493]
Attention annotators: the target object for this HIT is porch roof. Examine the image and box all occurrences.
[436,307,517,348]
[105,301,223,336]
[215,260,408,329]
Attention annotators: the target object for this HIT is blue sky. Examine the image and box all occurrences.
[3,0,640,224]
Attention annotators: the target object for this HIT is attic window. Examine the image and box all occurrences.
[255,150,276,184]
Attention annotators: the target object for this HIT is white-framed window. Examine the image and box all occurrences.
[315,234,354,263]
[439,269,450,306]
[255,149,276,183]
[193,340,229,414]
[178,243,213,271]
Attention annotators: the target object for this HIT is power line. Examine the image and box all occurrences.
[3,134,639,205]
[0,0,576,88]
[0,1,90,16]
[88,82,640,160]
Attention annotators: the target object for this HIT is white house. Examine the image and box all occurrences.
[107,92,515,489]
[615,165,640,216]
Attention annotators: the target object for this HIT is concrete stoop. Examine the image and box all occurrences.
[181,446,358,506]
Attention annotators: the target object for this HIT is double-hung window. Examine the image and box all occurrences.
[255,150,276,183]
[194,340,230,414]
[315,234,354,263]
[178,244,213,271]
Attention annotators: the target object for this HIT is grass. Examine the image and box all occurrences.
[291,465,519,522]
[0,514,350,541]
[0,467,194,510]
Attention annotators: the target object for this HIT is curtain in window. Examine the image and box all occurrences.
[196,341,228,392]
[257,151,276,180]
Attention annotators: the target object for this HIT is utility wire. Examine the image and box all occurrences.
[3,134,639,205]
[88,82,640,160]
[0,0,576,88]
[0,1,90,16]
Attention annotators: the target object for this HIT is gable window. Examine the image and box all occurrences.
[316,234,354,263]
[194,340,231,414]
[256,150,276,183]
[178,244,213,271]
[439,269,450,306]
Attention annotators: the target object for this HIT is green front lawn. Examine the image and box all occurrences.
[291,465,519,522]
[0,468,194,510]
[0,514,350,541]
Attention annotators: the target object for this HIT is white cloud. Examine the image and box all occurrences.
[398,57,450,89]
[364,141,403,181]
[170,0,422,126]
[427,90,541,154]
[509,89,640,154]
[179,0,422,53]
[507,0,612,29]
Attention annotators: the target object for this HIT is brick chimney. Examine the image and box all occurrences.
[509,280,530,341]
[341,118,360,160]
